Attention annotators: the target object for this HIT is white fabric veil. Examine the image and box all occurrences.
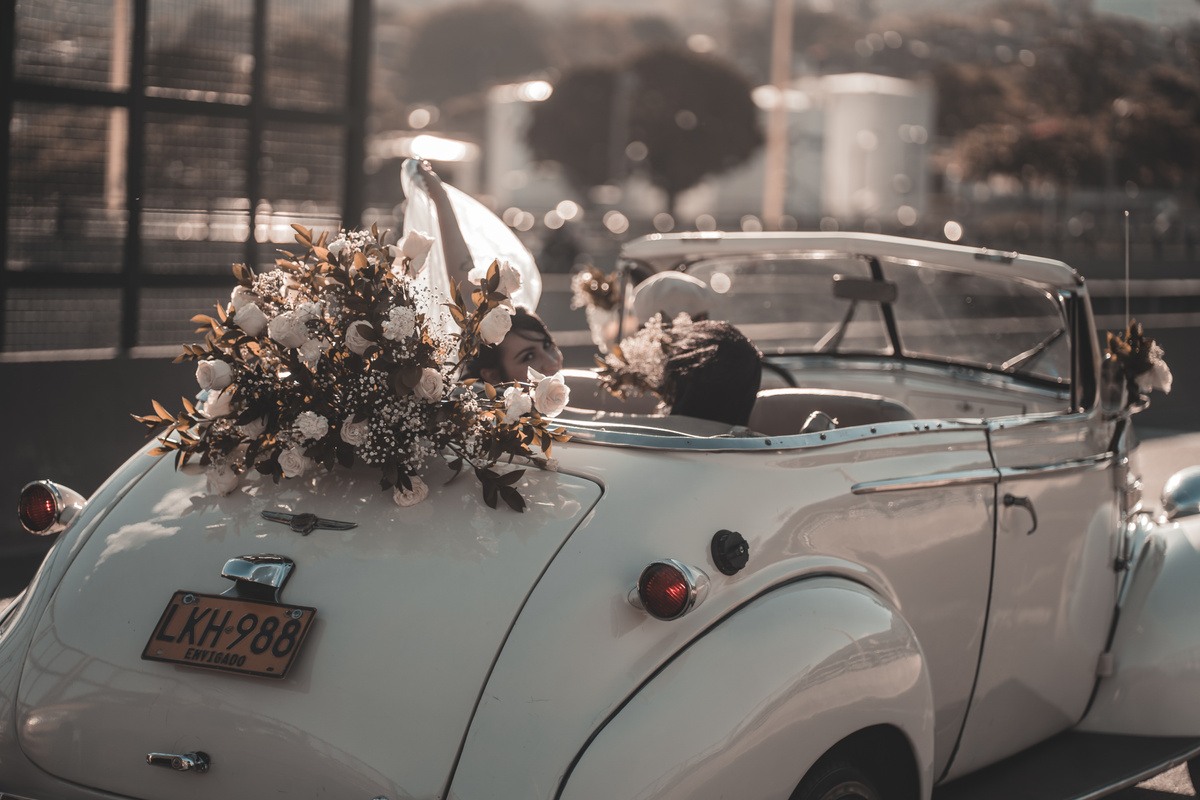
[399,160,542,338]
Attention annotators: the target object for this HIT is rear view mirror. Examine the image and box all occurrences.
[833,275,897,304]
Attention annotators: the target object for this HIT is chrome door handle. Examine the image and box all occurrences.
[147,751,210,773]
[1003,493,1039,535]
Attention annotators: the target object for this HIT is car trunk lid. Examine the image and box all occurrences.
[16,455,600,800]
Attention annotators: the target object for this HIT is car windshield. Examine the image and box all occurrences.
[680,250,1071,383]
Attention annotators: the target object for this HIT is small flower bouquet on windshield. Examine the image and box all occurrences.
[135,224,568,511]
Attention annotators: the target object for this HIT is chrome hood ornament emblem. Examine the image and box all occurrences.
[261,510,358,535]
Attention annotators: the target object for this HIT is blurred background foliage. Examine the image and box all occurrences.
[377,0,1200,198]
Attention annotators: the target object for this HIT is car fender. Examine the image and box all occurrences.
[1080,513,1200,736]
[557,576,935,800]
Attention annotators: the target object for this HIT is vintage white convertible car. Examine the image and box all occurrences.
[4,231,1200,800]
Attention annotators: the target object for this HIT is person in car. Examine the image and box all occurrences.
[661,319,762,428]
[461,307,563,385]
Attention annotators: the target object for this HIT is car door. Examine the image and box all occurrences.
[943,411,1121,779]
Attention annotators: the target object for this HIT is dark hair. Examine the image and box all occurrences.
[662,320,762,427]
[461,307,556,381]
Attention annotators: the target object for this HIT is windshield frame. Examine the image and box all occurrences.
[619,247,1079,393]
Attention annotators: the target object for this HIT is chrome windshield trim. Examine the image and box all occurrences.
[555,417,987,452]
[998,453,1115,480]
[851,468,1000,495]
[755,354,1072,402]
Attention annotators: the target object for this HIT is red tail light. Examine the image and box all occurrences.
[19,481,84,536]
[634,560,709,621]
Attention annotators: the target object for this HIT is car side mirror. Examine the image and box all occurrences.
[1163,466,1200,521]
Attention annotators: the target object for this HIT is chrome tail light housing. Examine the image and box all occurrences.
[629,559,709,621]
[19,480,86,536]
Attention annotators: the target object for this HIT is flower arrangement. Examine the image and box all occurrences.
[1105,319,1173,409]
[135,224,569,511]
[570,265,625,351]
[595,311,695,404]
[569,266,622,312]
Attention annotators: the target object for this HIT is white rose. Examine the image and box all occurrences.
[294,301,323,325]
[296,411,329,440]
[531,369,571,417]
[1136,345,1173,395]
[497,260,522,297]
[383,306,417,341]
[341,415,370,447]
[196,359,233,391]
[397,230,435,273]
[234,303,268,336]
[278,446,313,478]
[503,386,532,424]
[206,464,239,496]
[327,239,346,257]
[467,262,488,285]
[230,286,257,311]
[201,387,234,419]
[239,416,268,439]
[268,311,309,349]
[298,337,327,370]
[413,367,444,403]
[393,475,429,507]
[479,306,513,345]
[345,320,375,355]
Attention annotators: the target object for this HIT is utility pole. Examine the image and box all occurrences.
[762,0,793,230]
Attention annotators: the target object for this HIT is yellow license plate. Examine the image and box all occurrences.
[141,590,316,679]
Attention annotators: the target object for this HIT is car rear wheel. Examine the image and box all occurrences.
[792,759,884,800]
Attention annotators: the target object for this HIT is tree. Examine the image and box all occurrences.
[552,11,682,67]
[402,2,556,106]
[627,48,763,211]
[527,46,762,213]
[525,66,618,193]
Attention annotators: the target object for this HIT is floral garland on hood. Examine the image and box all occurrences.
[135,224,569,512]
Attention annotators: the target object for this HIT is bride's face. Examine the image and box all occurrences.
[484,328,563,384]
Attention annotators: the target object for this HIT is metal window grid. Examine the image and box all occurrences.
[1,0,372,354]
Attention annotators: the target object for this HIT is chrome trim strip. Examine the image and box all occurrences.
[851,468,999,495]
[999,453,1114,481]
[557,417,987,452]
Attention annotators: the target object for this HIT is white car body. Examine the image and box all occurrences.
[2,231,1199,800]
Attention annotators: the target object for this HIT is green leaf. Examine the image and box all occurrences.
[494,469,525,487]
[499,486,526,513]
[482,483,498,509]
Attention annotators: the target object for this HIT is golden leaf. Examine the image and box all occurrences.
[291,224,313,246]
